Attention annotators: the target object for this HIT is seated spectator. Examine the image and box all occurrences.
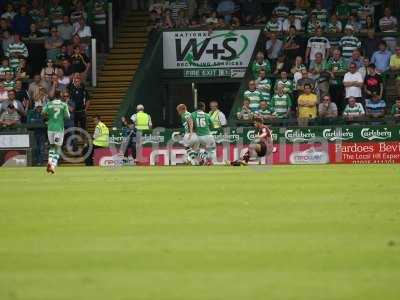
[0,82,8,102]
[311,0,328,27]
[343,96,365,120]
[343,63,363,101]
[68,34,87,55]
[243,80,262,112]
[347,14,361,32]
[391,98,400,118]
[0,18,11,34]
[251,51,271,79]
[348,49,364,71]
[45,27,63,61]
[29,0,41,23]
[360,15,375,33]
[379,8,398,53]
[28,23,43,39]
[273,0,290,23]
[5,34,28,59]
[273,55,287,75]
[318,95,338,119]
[283,26,302,61]
[0,58,10,80]
[306,14,322,35]
[216,0,235,23]
[1,3,16,21]
[305,27,330,65]
[37,8,50,36]
[271,84,291,119]
[365,93,386,118]
[4,71,16,91]
[28,74,50,100]
[70,0,87,25]
[326,14,342,34]
[58,15,73,42]
[362,29,381,59]
[73,17,92,40]
[15,59,28,80]
[0,103,20,127]
[1,90,26,117]
[364,63,383,99]
[32,86,49,108]
[48,0,65,27]
[282,14,301,32]
[371,41,391,74]
[57,44,71,64]
[297,83,318,121]
[40,59,59,83]
[57,69,71,88]
[290,56,306,75]
[339,25,361,62]
[70,45,90,82]
[390,46,400,96]
[264,13,282,33]
[12,5,31,37]
[296,69,316,94]
[255,69,272,104]
[274,70,293,95]
[265,32,283,64]
[309,52,324,80]
[236,99,253,121]
[255,100,275,122]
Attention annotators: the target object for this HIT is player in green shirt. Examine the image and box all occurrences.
[176,103,199,165]
[42,90,70,173]
[191,102,216,165]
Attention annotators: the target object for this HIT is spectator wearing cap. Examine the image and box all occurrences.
[0,103,20,127]
[130,104,152,130]
[390,46,400,96]
[365,93,386,119]
[339,25,361,62]
[371,41,391,74]
[364,63,383,99]
[343,62,364,101]
[208,101,227,129]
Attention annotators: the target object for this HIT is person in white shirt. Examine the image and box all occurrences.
[73,17,92,39]
[379,8,398,53]
[282,14,301,32]
[305,27,331,64]
[343,62,364,99]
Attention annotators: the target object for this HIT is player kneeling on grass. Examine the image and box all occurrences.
[42,90,70,174]
[176,103,199,165]
[230,117,273,166]
[192,101,216,165]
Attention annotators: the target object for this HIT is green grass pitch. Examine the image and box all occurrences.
[0,165,400,300]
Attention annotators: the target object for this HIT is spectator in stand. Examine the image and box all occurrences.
[49,0,65,27]
[371,41,391,74]
[365,93,386,119]
[216,0,235,23]
[379,8,398,53]
[306,14,322,35]
[40,59,59,87]
[70,45,90,82]
[291,0,307,30]
[28,74,49,100]
[4,72,16,91]
[1,90,26,118]
[15,80,29,106]
[70,0,87,25]
[170,0,189,24]
[297,83,318,122]
[68,34,87,55]
[391,98,400,118]
[271,83,291,119]
[236,98,253,121]
[273,0,289,23]
[324,49,347,110]
[264,13,282,33]
[60,58,74,78]
[0,82,8,103]
[37,8,50,36]
[348,49,364,71]
[175,8,189,27]
[305,27,330,65]
[296,69,316,94]
[28,23,43,39]
[162,9,174,29]
[0,18,11,35]
[336,0,351,23]
[1,3,16,21]
[255,99,275,122]
[32,86,49,108]
[282,14,301,32]
[265,32,283,65]
[241,0,264,26]
[343,62,364,102]
[326,14,342,34]
[339,25,361,62]
[57,44,70,64]
[347,14,361,33]
[0,104,20,127]
[283,25,302,61]
[311,0,328,27]
[256,69,272,104]
[291,56,306,75]
[91,0,108,52]
[390,46,400,96]
[0,58,10,80]
[68,74,89,130]
[58,16,73,42]
[27,103,46,165]
[309,52,324,80]
[318,95,338,120]
[73,17,92,39]
[29,0,41,23]
[208,101,227,129]
[360,15,375,33]
[244,80,262,112]
[343,96,365,120]
[362,29,381,60]
[364,63,383,99]
[5,34,28,59]
[45,27,63,61]
[358,0,375,28]
[12,5,32,37]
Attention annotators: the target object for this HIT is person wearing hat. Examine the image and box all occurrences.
[0,103,21,127]
[339,25,361,61]
[130,104,152,130]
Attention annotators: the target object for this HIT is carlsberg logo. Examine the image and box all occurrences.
[246,130,277,141]
[322,128,354,141]
[285,129,316,142]
[361,128,392,140]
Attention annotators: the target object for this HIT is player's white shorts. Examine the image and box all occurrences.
[182,133,199,149]
[48,131,64,146]
[198,134,216,150]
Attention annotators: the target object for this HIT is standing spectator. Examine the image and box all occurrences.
[3,72,16,91]
[318,95,338,119]
[365,93,386,118]
[12,5,32,37]
[371,41,391,74]
[244,80,262,112]
[343,96,365,120]
[91,0,108,52]
[343,62,364,101]
[70,0,87,25]
[291,0,307,30]
[336,0,351,23]
[70,45,90,82]
[41,59,59,83]
[68,74,89,130]
[130,104,152,130]
[282,14,301,32]
[271,83,291,119]
[120,116,137,164]
[256,69,272,104]
[28,74,49,100]
[305,27,330,65]
[283,26,302,61]
[362,29,381,59]
[311,0,328,27]
[251,51,271,79]
[379,8,398,53]
[58,16,73,42]
[0,104,20,127]
[297,83,318,121]
[264,13,282,33]
[348,49,364,71]
[390,98,400,118]
[29,0,42,23]
[45,27,63,61]
[339,25,361,62]
[5,34,28,59]
[364,63,383,99]
[390,46,400,96]
[273,0,290,23]
[1,3,16,21]
[73,17,92,39]
[306,14,322,35]
[49,0,65,27]
[265,32,283,65]
[236,99,253,121]
[37,8,50,36]
[274,70,293,95]
[27,103,46,165]
[208,101,227,129]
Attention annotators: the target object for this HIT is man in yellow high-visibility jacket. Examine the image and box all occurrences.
[208,101,227,129]
[130,104,152,130]
[85,114,109,166]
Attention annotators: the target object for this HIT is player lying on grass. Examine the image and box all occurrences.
[192,101,216,165]
[42,90,70,174]
[176,103,199,165]
[230,117,273,166]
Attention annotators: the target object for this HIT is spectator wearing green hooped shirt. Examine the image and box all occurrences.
[255,69,272,105]
[89,0,108,52]
[311,0,328,27]
[264,13,282,33]
[251,51,271,79]
[274,70,293,96]
[391,98,400,118]
[291,0,307,30]
[255,100,275,122]
[271,83,291,119]
[339,25,361,61]
[243,80,262,112]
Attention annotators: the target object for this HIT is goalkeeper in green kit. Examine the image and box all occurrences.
[192,102,216,165]
[42,91,70,174]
